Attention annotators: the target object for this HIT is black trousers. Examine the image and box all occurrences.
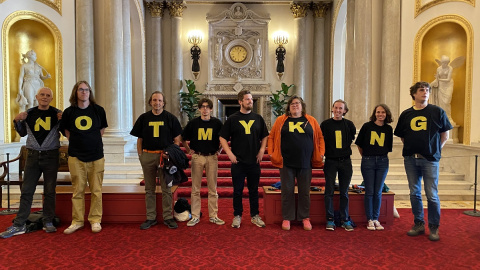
[231,162,261,217]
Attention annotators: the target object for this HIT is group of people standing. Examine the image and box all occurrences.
[1,81,451,243]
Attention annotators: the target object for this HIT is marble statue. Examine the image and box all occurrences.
[430,55,465,126]
[215,37,223,67]
[17,50,51,110]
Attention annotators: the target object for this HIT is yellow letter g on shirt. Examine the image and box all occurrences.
[75,116,93,131]
[410,116,427,131]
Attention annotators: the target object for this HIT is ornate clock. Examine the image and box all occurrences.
[224,39,253,68]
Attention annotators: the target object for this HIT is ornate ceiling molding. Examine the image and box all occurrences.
[35,0,62,16]
[415,0,475,18]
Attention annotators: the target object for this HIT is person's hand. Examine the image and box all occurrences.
[57,112,62,120]
[14,111,28,122]
[227,152,238,164]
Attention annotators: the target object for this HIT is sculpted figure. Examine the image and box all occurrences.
[17,50,51,110]
[254,38,262,69]
[430,55,465,126]
[215,38,223,67]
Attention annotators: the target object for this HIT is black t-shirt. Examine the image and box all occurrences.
[219,111,269,164]
[61,104,108,162]
[182,117,223,153]
[130,110,182,150]
[26,107,59,146]
[394,104,452,161]
[281,116,314,169]
[355,121,393,156]
[320,118,356,158]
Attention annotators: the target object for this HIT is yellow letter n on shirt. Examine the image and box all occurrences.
[35,117,51,131]
[370,131,385,147]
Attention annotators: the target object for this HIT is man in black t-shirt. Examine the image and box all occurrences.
[394,81,452,241]
[61,81,108,235]
[320,99,356,231]
[1,87,62,238]
[181,98,225,227]
[220,90,269,229]
[130,91,182,230]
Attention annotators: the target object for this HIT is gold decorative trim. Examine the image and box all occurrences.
[0,0,6,3]
[311,2,331,18]
[2,11,63,143]
[145,1,164,18]
[413,15,473,145]
[415,0,475,18]
[290,2,309,18]
[35,0,62,16]
[167,1,187,17]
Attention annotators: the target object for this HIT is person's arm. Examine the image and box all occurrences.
[181,136,193,154]
[100,128,105,136]
[357,146,363,156]
[256,136,268,164]
[64,130,71,140]
[173,135,181,146]
[440,131,449,148]
[220,137,237,164]
[137,138,143,156]
[13,111,28,137]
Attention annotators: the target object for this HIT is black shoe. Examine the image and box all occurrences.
[140,220,158,230]
[163,218,178,229]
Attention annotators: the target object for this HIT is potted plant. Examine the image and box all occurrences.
[268,82,294,117]
[179,79,202,121]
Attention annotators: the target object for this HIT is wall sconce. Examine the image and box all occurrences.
[273,31,288,80]
[188,30,203,80]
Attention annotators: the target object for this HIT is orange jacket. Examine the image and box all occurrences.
[268,114,325,168]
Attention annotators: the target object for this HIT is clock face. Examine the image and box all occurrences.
[229,45,247,63]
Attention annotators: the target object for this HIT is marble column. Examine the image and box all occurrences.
[145,1,164,99]
[93,0,129,161]
[123,0,133,131]
[380,0,401,118]
[75,0,95,86]
[167,1,186,121]
[311,2,330,122]
[290,3,310,106]
[345,0,372,126]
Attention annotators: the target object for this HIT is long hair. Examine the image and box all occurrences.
[285,95,306,116]
[148,91,166,108]
[369,104,393,123]
[69,81,96,107]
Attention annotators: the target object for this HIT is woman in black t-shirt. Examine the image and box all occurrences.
[355,104,393,231]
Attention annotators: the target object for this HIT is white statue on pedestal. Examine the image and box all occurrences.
[430,55,465,126]
[17,50,51,110]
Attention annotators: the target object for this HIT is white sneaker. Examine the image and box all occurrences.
[63,224,84,234]
[373,220,384,230]
[367,220,376,231]
[92,223,102,233]
[231,215,242,228]
[251,215,266,228]
[187,218,200,227]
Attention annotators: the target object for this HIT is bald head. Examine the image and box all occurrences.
[36,87,54,110]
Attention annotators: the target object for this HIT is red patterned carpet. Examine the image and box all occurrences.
[1,200,479,270]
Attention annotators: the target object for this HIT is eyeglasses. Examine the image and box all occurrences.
[78,88,89,93]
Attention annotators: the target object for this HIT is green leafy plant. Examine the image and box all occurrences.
[268,83,294,117]
[179,79,202,121]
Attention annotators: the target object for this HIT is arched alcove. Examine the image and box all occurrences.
[2,11,62,143]
[414,15,472,145]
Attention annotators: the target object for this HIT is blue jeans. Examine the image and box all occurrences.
[404,156,441,226]
[361,155,389,221]
[14,149,59,227]
[323,158,352,221]
[231,162,261,217]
